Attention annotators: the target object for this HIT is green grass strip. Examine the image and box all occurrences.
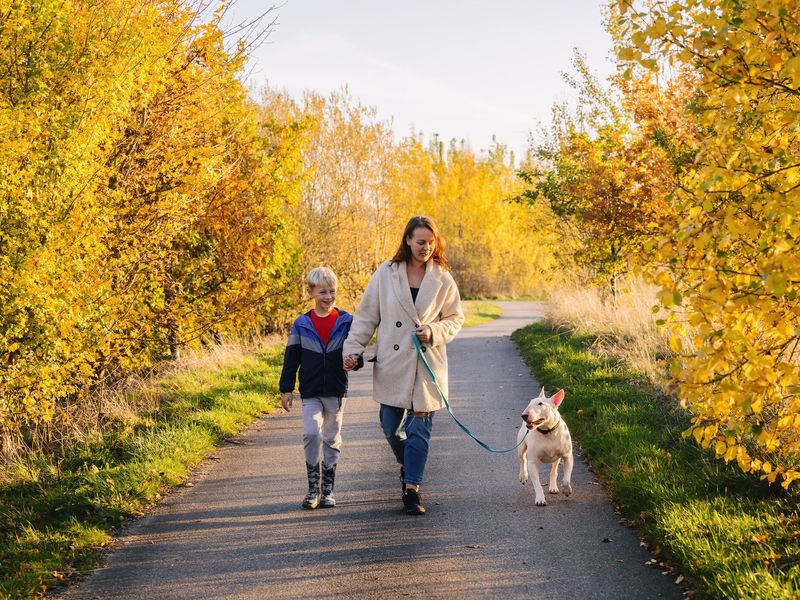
[512,322,800,600]
[461,300,502,328]
[0,346,284,599]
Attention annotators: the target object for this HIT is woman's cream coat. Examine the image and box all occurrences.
[343,260,464,412]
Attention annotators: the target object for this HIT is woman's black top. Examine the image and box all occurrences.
[410,287,419,302]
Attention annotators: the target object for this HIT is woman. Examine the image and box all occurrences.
[343,215,464,515]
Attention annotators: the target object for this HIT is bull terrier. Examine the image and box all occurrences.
[517,387,574,506]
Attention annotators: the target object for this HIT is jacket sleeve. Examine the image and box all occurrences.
[343,268,382,357]
[278,323,301,393]
[428,275,464,348]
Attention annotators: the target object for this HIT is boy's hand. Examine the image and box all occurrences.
[281,392,293,412]
[343,354,359,371]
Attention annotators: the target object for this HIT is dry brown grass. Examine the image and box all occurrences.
[545,278,671,385]
[2,334,281,463]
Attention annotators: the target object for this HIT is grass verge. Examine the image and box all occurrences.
[461,300,502,328]
[0,346,284,599]
[512,322,800,600]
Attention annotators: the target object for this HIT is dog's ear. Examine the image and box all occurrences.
[538,387,546,398]
[551,389,565,407]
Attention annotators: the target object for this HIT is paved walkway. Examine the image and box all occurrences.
[60,302,680,599]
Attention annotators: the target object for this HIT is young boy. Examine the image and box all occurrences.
[279,267,362,509]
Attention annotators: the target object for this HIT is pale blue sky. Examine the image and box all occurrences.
[231,0,615,158]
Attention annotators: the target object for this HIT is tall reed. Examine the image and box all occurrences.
[545,278,671,386]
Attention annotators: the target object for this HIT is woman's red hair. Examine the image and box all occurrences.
[390,215,449,270]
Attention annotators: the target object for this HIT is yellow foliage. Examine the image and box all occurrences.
[0,1,301,448]
[612,0,800,486]
[282,85,555,305]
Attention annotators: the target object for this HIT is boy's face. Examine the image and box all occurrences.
[309,285,337,313]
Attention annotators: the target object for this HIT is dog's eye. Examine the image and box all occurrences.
[538,402,543,406]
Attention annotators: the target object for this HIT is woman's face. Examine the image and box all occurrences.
[406,227,436,264]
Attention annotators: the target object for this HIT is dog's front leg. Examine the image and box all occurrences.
[518,441,529,485]
[531,459,547,506]
[561,451,574,496]
[548,458,561,494]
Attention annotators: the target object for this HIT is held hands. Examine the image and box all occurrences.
[415,324,432,344]
[281,392,293,412]
[342,325,430,372]
[343,354,359,371]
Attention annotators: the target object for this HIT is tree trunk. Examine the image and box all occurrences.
[164,278,181,361]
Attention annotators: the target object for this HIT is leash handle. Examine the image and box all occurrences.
[412,333,528,454]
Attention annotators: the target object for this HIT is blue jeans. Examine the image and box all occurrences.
[379,404,434,486]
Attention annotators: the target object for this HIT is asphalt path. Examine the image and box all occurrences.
[60,302,680,599]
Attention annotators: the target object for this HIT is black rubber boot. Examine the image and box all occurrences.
[320,462,337,508]
[302,462,320,509]
[402,488,426,515]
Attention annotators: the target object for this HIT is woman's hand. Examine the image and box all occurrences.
[415,324,432,343]
[343,354,359,371]
[281,392,293,412]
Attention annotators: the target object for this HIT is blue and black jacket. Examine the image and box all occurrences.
[279,309,363,398]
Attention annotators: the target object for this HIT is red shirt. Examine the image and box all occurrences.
[310,308,339,346]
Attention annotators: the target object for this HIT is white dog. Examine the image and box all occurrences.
[517,387,574,506]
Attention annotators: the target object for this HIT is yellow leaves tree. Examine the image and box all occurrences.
[283,86,404,310]
[271,81,554,305]
[613,0,800,486]
[394,135,552,297]
[517,53,680,293]
[0,0,178,441]
[0,1,300,453]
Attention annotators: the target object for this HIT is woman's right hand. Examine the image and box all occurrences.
[281,392,293,412]
[343,354,359,371]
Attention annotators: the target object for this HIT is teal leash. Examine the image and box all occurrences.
[412,333,528,453]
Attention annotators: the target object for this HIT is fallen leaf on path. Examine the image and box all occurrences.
[675,575,685,584]
[466,544,483,549]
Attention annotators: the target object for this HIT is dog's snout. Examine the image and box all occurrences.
[521,414,528,422]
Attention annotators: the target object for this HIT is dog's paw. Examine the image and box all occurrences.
[561,483,573,496]
[549,486,559,494]
[535,496,547,506]
[519,474,528,485]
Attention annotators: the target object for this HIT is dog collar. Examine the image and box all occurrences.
[536,418,562,435]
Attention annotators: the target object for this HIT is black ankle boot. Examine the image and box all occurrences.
[320,462,337,508]
[302,462,320,509]
[402,488,426,515]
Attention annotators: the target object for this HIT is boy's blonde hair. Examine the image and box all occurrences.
[307,266,337,290]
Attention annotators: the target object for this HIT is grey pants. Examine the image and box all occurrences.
[302,396,345,467]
